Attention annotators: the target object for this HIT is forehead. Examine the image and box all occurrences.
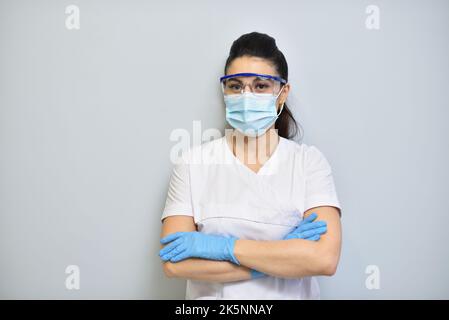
[227,56,277,76]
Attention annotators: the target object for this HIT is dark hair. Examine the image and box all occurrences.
[223,32,302,140]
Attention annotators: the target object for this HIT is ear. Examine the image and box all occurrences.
[277,83,290,109]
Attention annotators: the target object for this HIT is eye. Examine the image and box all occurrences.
[254,79,274,89]
[225,80,242,91]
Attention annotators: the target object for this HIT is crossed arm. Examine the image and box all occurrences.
[160,206,342,283]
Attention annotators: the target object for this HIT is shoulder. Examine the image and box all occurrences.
[281,138,329,167]
[281,137,321,158]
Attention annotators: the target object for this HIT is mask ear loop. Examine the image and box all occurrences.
[275,83,287,116]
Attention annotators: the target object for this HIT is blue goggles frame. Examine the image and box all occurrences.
[219,72,287,84]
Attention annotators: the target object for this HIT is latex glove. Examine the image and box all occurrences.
[250,269,267,279]
[250,212,327,279]
[159,231,240,265]
[283,212,327,240]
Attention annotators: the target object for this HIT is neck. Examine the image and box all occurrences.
[226,126,280,165]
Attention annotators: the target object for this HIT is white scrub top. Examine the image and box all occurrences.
[161,135,342,300]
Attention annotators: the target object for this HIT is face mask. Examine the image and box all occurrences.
[224,87,285,137]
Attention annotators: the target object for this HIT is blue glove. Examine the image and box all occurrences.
[249,212,327,279]
[283,212,327,240]
[250,269,266,279]
[159,231,240,265]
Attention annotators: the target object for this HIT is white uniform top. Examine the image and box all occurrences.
[161,135,342,300]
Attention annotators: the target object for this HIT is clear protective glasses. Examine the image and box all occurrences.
[220,72,287,97]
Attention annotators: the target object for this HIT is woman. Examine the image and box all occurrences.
[159,32,342,300]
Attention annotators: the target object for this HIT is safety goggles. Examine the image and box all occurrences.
[220,72,287,97]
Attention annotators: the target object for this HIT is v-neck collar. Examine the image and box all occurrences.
[222,134,284,176]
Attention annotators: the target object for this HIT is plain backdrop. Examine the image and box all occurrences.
[1,0,448,299]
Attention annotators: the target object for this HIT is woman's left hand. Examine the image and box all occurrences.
[159,231,240,264]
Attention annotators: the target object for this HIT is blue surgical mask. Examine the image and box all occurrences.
[224,88,285,137]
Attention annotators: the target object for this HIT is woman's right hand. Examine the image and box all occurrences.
[282,212,327,241]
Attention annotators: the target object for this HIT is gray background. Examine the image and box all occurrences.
[1,0,448,299]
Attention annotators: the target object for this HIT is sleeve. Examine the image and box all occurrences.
[303,145,342,216]
[160,154,194,223]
